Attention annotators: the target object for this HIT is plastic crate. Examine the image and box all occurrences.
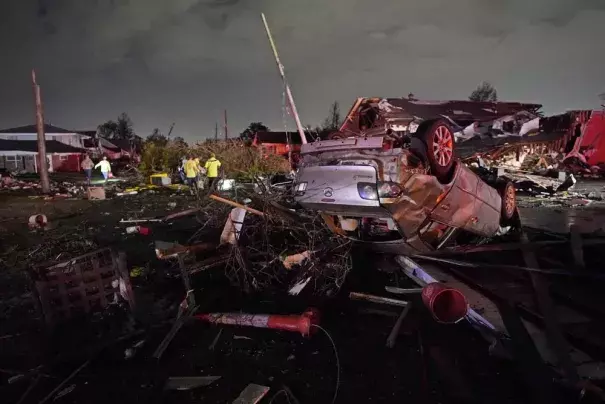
[30,248,134,326]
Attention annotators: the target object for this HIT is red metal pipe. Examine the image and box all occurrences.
[194,308,320,337]
[421,283,468,324]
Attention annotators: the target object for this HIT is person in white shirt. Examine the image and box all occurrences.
[95,156,112,182]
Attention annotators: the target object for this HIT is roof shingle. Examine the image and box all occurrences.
[0,124,74,134]
[0,139,85,153]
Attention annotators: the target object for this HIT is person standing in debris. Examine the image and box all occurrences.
[95,156,112,183]
[184,155,199,195]
[194,156,202,183]
[177,158,186,183]
[81,154,94,184]
[204,153,222,192]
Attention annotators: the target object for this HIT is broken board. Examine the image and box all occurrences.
[164,376,221,391]
[232,384,270,404]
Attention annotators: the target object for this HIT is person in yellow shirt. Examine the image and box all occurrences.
[204,153,222,192]
[194,157,202,181]
[184,155,199,195]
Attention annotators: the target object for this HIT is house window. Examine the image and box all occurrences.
[60,155,69,161]
[5,155,19,170]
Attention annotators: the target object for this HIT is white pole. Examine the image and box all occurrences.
[261,13,308,145]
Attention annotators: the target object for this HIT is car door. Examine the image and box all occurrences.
[429,164,500,237]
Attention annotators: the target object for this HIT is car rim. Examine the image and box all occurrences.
[505,185,516,217]
[432,125,453,167]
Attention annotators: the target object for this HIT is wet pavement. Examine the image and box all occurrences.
[518,200,605,234]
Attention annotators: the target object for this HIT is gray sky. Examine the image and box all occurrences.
[1,0,604,141]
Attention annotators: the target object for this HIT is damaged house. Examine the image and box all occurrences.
[0,124,89,172]
[251,131,304,157]
[330,97,544,143]
[329,97,605,171]
[83,136,141,162]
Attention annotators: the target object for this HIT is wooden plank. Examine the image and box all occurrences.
[232,384,270,404]
[386,304,412,348]
[164,376,221,390]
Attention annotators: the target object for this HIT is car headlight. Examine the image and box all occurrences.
[357,182,378,200]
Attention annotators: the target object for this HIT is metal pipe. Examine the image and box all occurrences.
[349,292,408,307]
[195,308,320,337]
[224,109,228,140]
[260,13,308,144]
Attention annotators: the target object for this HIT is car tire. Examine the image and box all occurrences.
[497,181,517,223]
[415,120,456,182]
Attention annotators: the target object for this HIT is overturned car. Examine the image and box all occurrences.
[294,98,522,253]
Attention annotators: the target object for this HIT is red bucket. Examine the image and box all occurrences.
[421,283,468,324]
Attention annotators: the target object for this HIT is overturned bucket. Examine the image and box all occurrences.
[421,283,468,324]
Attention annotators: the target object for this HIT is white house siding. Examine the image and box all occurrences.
[0,133,86,148]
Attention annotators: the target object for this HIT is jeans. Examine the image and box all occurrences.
[84,169,92,181]
[102,171,109,181]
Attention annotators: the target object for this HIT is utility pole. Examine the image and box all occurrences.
[32,69,50,193]
[214,122,218,141]
[224,110,228,140]
[261,13,308,145]
[167,122,175,137]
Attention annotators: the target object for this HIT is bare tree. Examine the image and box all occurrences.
[322,101,341,131]
[469,82,498,102]
[146,128,168,146]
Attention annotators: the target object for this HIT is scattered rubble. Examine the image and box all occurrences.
[2,136,605,404]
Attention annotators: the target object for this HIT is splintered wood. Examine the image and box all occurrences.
[232,384,270,404]
[210,194,264,217]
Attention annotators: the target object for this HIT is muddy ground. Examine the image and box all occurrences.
[1,181,604,403]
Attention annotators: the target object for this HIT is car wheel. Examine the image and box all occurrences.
[497,181,517,222]
[417,120,456,182]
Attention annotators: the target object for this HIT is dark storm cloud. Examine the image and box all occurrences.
[0,0,603,139]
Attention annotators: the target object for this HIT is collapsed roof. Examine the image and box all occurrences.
[339,97,544,139]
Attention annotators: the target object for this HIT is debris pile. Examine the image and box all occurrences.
[220,197,352,295]
[0,176,85,197]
